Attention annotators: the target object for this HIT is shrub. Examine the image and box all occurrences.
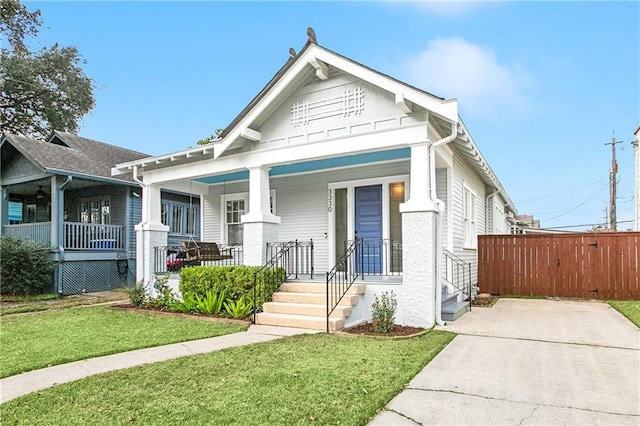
[223,296,253,319]
[179,266,286,306]
[0,236,54,296]
[371,291,397,333]
[149,275,177,310]
[196,289,226,315]
[128,281,148,307]
[169,292,199,313]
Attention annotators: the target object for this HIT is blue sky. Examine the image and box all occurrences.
[24,1,640,230]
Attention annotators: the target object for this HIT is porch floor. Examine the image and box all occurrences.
[279,274,402,284]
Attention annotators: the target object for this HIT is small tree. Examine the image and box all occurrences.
[371,291,398,333]
[0,236,54,295]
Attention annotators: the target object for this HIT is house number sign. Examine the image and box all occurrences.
[327,189,333,212]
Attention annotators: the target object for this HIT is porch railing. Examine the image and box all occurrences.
[326,238,360,332]
[2,222,51,245]
[154,245,244,274]
[2,222,125,250]
[64,223,125,250]
[442,248,473,308]
[344,238,403,276]
[266,239,314,279]
[252,242,296,324]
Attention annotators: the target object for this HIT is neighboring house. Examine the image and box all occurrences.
[113,38,517,329]
[512,213,542,234]
[634,126,639,231]
[0,131,201,294]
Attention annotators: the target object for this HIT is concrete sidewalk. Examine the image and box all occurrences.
[0,324,318,404]
[370,298,640,425]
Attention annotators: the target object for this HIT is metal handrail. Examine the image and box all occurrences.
[326,238,360,332]
[252,241,297,324]
[442,248,473,309]
[266,239,314,279]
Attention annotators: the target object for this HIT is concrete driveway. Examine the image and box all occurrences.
[369,298,640,425]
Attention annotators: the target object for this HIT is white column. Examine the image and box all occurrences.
[135,183,168,295]
[399,142,437,213]
[398,141,439,328]
[50,176,59,249]
[242,166,280,265]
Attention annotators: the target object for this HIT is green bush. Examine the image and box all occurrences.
[196,289,226,315]
[128,281,148,307]
[179,266,286,307]
[371,291,397,333]
[0,236,54,296]
[223,296,253,319]
[152,275,179,310]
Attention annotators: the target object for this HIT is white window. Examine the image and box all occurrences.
[161,201,198,235]
[221,190,276,246]
[463,184,477,248]
[79,197,110,224]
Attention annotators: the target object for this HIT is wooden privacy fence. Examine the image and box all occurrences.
[478,232,639,300]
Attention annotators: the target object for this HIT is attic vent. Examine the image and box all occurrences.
[303,69,345,87]
[49,136,71,147]
[291,86,365,127]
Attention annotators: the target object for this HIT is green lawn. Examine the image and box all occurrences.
[0,306,247,378]
[608,300,640,328]
[0,331,454,426]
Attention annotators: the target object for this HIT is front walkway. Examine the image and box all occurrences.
[0,325,318,404]
[370,298,640,425]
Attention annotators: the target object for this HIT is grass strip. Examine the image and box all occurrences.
[1,294,59,302]
[0,306,247,378]
[0,331,455,426]
[0,297,120,316]
[607,300,640,328]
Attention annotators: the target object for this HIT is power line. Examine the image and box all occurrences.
[541,184,607,223]
[516,179,605,204]
[545,219,633,230]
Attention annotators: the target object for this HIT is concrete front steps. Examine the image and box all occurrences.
[256,281,365,331]
[441,288,470,321]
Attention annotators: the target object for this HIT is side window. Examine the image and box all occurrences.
[463,184,477,248]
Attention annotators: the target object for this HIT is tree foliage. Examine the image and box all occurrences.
[196,128,224,145]
[0,0,95,139]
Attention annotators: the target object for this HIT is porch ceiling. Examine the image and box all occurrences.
[193,148,410,184]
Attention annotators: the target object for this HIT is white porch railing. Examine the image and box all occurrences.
[2,222,125,250]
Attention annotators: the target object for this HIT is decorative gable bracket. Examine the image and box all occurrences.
[395,93,413,114]
[240,127,261,142]
[309,57,329,81]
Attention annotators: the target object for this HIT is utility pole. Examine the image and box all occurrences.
[605,132,623,231]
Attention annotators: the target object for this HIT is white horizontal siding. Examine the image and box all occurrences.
[200,160,410,272]
[436,168,448,249]
[451,154,486,285]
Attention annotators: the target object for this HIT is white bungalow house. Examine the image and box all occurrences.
[113,36,516,330]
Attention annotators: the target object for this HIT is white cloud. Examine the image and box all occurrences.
[404,37,532,119]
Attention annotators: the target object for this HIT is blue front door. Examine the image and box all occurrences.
[355,185,382,273]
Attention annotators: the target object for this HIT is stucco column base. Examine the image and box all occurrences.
[399,210,438,328]
[242,221,279,266]
[135,222,169,297]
